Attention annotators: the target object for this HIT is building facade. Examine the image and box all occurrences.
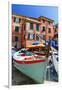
[53,24,58,35]
[12,14,55,49]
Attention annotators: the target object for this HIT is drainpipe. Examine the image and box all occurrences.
[21,18,26,48]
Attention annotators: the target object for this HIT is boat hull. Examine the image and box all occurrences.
[13,60,47,83]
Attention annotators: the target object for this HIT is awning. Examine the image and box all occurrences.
[26,44,45,49]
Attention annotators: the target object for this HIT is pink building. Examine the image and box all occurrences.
[12,14,55,48]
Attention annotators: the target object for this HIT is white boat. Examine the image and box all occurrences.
[51,40,58,74]
[48,33,58,74]
[51,50,58,74]
[13,49,47,83]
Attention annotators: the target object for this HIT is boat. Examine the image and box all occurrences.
[47,43,58,74]
[13,49,47,83]
[51,33,58,74]
[46,33,58,74]
[52,51,58,74]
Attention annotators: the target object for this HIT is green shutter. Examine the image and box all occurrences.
[36,24,39,31]
[30,23,33,29]
[15,26,19,32]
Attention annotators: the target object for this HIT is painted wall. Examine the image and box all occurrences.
[12,15,55,48]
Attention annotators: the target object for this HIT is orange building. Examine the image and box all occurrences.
[12,14,55,49]
[38,16,54,40]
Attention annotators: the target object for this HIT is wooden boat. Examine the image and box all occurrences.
[13,49,47,83]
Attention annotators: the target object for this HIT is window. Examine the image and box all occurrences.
[14,17,16,22]
[36,24,39,31]
[48,28,51,33]
[15,36,18,42]
[16,18,21,23]
[43,35,46,40]
[15,26,19,32]
[14,17,21,23]
[28,33,35,40]
[19,19,21,23]
[49,36,51,40]
[42,19,45,23]
[48,21,50,25]
[30,34,33,39]
[30,23,33,29]
[36,34,39,40]
[16,18,19,23]
[28,33,30,39]
[42,26,46,32]
[24,34,25,40]
[33,34,35,39]
[55,29,57,32]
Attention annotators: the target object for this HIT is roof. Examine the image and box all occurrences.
[12,13,40,23]
[38,16,54,22]
[12,13,54,23]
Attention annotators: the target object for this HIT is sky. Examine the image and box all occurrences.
[12,4,58,24]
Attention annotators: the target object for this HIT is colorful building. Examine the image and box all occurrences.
[53,24,58,35]
[12,13,55,49]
